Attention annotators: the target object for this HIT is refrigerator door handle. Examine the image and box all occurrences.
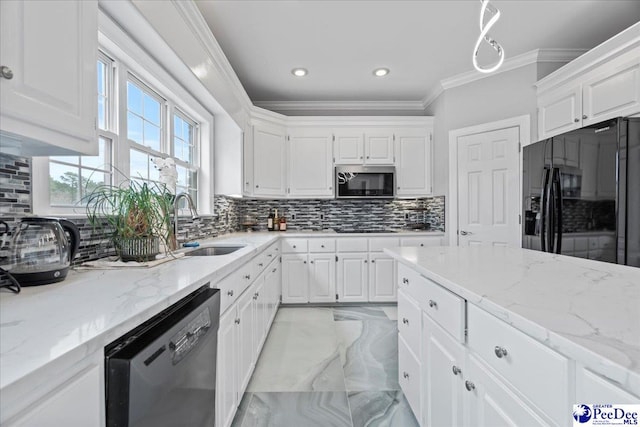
[553,168,563,254]
[540,168,551,252]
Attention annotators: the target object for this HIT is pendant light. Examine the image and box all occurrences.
[473,0,505,73]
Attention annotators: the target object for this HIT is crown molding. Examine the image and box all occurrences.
[253,100,427,114]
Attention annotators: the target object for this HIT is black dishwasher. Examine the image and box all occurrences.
[105,285,220,427]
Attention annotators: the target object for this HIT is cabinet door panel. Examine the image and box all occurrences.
[281,254,309,303]
[337,253,368,302]
[334,131,364,164]
[364,131,394,164]
[253,125,286,196]
[0,0,97,154]
[288,130,333,197]
[396,131,432,196]
[465,354,548,427]
[538,87,581,139]
[576,365,640,404]
[217,308,238,427]
[399,335,422,423]
[252,277,267,360]
[309,254,336,303]
[369,254,396,302]
[237,289,254,393]
[583,53,640,126]
[423,315,465,427]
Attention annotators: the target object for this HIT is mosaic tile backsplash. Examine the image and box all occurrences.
[0,152,445,269]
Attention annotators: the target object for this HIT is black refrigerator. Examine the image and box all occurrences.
[523,117,639,267]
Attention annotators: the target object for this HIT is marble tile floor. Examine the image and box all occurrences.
[232,304,419,427]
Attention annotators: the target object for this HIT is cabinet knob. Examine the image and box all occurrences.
[329,186,332,190]
[227,290,234,296]
[255,184,259,188]
[420,243,424,247]
[574,118,579,123]
[371,259,375,263]
[303,260,307,264]
[465,380,475,391]
[494,346,508,358]
[244,274,251,280]
[428,299,438,309]
[321,245,325,248]
[310,260,314,264]
[253,292,259,300]
[245,181,249,185]
[366,156,370,159]
[0,66,13,80]
[258,263,264,267]
[293,245,296,248]
[582,114,588,120]
[452,365,462,376]
[402,318,409,325]
[364,259,368,263]
[402,277,409,284]
[272,268,277,273]
[234,318,241,324]
[403,372,409,379]
[268,254,273,257]
[360,156,363,159]
[397,186,401,190]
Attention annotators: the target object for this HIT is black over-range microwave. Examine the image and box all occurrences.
[335,166,395,198]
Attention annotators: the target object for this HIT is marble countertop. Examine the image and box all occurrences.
[384,246,640,396]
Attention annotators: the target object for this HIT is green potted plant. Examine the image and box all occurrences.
[85,180,174,262]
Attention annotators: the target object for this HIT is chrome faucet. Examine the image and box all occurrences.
[173,193,199,248]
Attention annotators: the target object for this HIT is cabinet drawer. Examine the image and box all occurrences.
[308,238,335,253]
[399,335,422,422]
[264,243,279,263]
[369,237,400,252]
[253,253,269,278]
[397,289,422,357]
[467,304,569,425]
[216,264,251,314]
[337,238,368,252]
[282,238,308,253]
[398,263,465,342]
[400,236,442,248]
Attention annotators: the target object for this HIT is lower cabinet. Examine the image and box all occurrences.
[368,253,396,302]
[337,253,369,302]
[282,254,309,303]
[575,365,640,404]
[282,253,337,303]
[216,255,281,427]
[464,354,548,427]
[399,335,422,421]
[309,253,336,303]
[422,314,465,427]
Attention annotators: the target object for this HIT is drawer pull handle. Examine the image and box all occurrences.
[227,290,234,296]
[403,372,409,379]
[272,268,277,273]
[293,245,297,248]
[402,278,409,284]
[253,292,259,300]
[465,380,475,391]
[452,365,461,376]
[428,300,437,309]
[494,346,508,358]
[258,263,264,267]
[321,245,325,248]
[234,318,240,325]
[245,274,251,280]
[268,254,273,257]
[402,318,409,325]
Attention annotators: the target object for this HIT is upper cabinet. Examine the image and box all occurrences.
[537,26,640,140]
[395,129,432,197]
[287,128,334,198]
[0,0,98,156]
[243,115,433,199]
[252,123,287,197]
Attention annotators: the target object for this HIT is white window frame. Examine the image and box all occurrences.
[33,15,215,216]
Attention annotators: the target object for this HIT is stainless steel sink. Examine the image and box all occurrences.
[185,245,245,256]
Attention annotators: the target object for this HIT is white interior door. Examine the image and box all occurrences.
[457,127,520,247]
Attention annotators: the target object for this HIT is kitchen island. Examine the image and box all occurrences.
[385,245,640,426]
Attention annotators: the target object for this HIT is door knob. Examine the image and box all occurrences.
[459,230,473,236]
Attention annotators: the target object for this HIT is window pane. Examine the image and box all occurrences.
[97,96,106,131]
[127,81,143,115]
[143,93,161,126]
[81,138,107,170]
[176,164,188,188]
[97,61,106,97]
[50,163,80,205]
[127,112,143,145]
[80,169,108,197]
[174,115,183,140]
[130,149,149,180]
[143,121,161,151]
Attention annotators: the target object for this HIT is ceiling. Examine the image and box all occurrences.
[194,1,640,109]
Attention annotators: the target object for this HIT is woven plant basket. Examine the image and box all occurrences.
[117,236,160,262]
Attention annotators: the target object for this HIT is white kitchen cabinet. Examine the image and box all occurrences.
[237,287,255,393]
[8,365,101,427]
[253,124,287,197]
[576,365,640,404]
[216,307,238,427]
[337,253,369,302]
[537,46,640,139]
[264,263,281,324]
[309,253,337,303]
[368,253,396,302]
[0,0,98,156]
[287,129,334,197]
[395,129,432,196]
[422,315,465,427]
[464,354,548,427]
[281,254,309,303]
[582,52,640,126]
[399,334,422,422]
[252,276,267,360]
[400,236,443,248]
[364,129,395,164]
[334,130,365,164]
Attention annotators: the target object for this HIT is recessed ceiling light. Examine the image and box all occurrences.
[373,68,390,77]
[291,68,308,77]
